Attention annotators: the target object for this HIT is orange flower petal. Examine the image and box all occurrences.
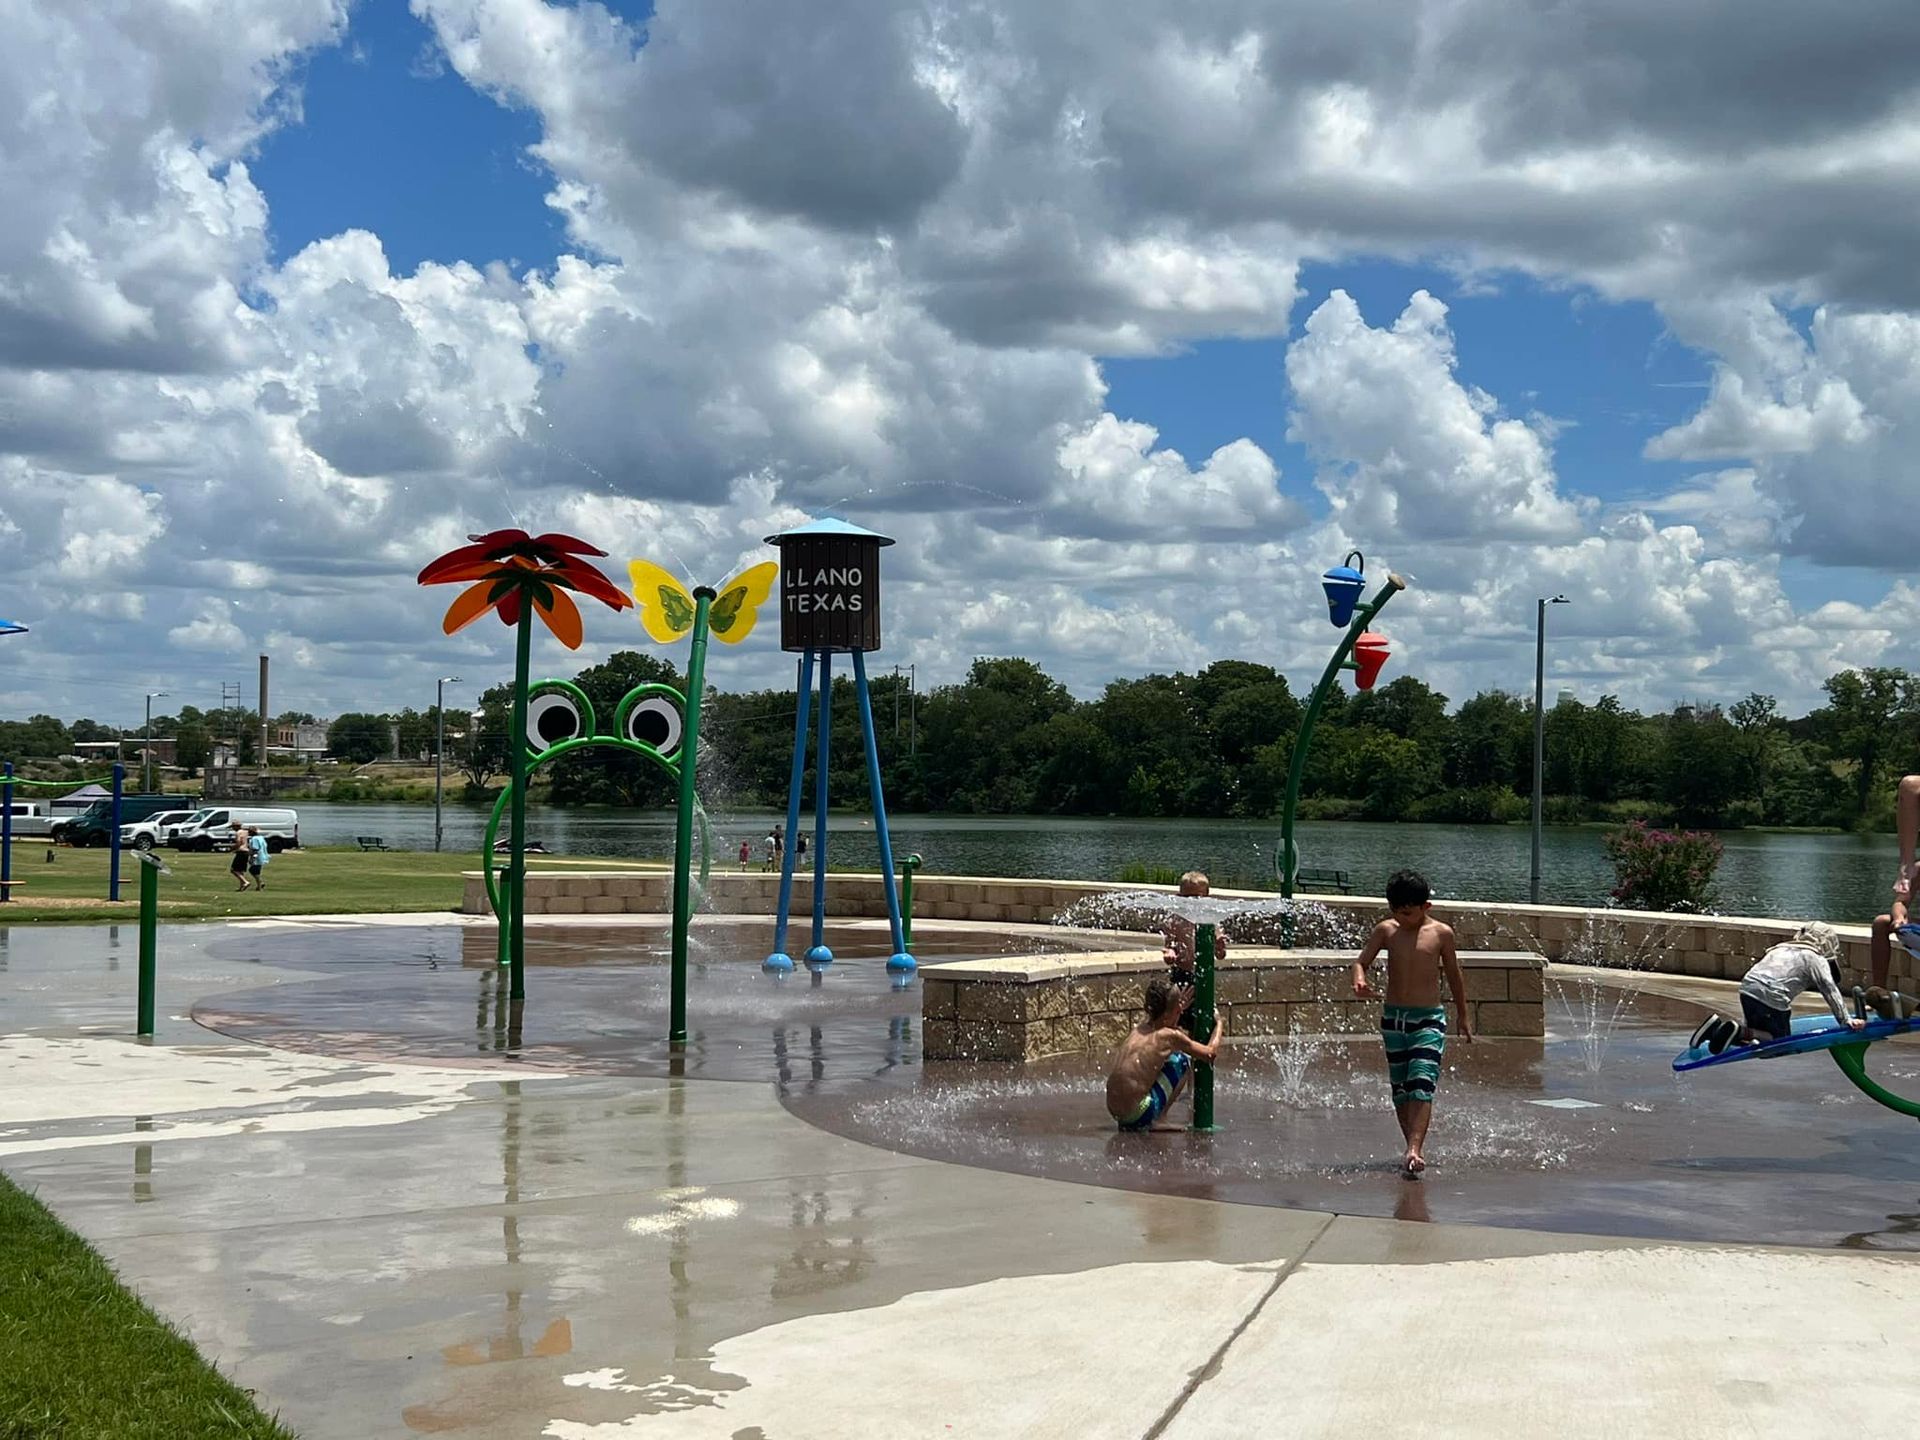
[441,580,500,635]
[536,586,584,649]
[551,556,634,610]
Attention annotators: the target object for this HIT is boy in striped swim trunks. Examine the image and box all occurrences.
[1106,976,1224,1132]
[1352,870,1472,1176]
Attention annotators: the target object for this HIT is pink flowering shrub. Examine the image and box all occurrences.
[1603,820,1722,913]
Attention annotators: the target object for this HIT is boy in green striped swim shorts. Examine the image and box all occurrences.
[1352,869,1473,1176]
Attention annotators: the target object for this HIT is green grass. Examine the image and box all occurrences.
[0,846,664,925]
[0,1173,298,1438]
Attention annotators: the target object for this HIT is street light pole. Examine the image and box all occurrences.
[143,692,168,793]
[435,674,461,853]
[1531,596,1569,905]
[908,663,916,757]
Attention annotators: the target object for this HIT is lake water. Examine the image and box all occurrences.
[287,802,1893,922]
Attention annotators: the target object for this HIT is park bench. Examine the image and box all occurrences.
[1294,866,1353,894]
[355,836,389,852]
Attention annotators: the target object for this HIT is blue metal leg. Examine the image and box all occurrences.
[805,652,834,969]
[852,650,914,973]
[766,650,815,973]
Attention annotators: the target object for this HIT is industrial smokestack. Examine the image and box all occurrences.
[258,653,270,781]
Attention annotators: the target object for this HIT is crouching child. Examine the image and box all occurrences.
[1106,976,1223,1133]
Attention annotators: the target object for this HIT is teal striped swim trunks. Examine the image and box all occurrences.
[1381,1004,1447,1105]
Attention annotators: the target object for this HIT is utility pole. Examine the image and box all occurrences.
[908,663,916,757]
[892,665,901,739]
[434,674,461,852]
[258,654,270,785]
[143,692,168,793]
[1531,595,1570,905]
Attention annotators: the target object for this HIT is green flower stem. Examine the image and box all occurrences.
[506,602,533,1000]
[669,588,715,1047]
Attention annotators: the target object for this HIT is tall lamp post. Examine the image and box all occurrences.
[143,691,168,793]
[1530,595,1569,905]
[434,674,461,853]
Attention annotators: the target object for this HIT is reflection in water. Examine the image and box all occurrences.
[133,1115,153,1204]
[772,1185,872,1301]
[1839,1202,1920,1251]
[474,968,524,1055]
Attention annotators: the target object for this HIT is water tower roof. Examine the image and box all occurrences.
[763,516,894,547]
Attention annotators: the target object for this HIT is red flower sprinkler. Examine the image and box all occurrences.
[419,530,633,999]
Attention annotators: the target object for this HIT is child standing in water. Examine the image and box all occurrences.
[1160,870,1228,983]
[1352,869,1472,1176]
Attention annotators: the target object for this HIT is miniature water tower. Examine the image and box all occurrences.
[763,517,915,976]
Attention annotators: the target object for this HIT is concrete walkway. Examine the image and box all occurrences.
[1,917,1915,1439]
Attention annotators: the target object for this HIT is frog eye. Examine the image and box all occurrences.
[624,694,683,758]
[526,686,587,756]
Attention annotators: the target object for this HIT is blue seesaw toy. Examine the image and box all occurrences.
[1673,990,1920,1120]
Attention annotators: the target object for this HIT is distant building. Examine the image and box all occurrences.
[271,721,329,759]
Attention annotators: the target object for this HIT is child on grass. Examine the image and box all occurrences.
[1352,869,1472,1176]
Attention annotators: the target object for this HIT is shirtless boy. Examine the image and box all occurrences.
[1106,976,1223,1132]
[1352,869,1472,1175]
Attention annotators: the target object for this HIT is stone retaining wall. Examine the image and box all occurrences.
[918,948,1545,1063]
[462,870,1911,990]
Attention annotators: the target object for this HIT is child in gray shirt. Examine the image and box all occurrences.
[1691,922,1864,1052]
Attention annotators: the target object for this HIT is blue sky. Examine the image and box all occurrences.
[6,0,1913,722]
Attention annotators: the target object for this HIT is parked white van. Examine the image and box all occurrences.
[117,808,200,852]
[169,807,300,853]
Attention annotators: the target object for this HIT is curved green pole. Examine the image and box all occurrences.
[1278,572,1407,946]
[669,588,716,1048]
[479,737,711,937]
[1829,1042,1920,1120]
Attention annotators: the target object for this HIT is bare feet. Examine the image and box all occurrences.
[1402,1150,1426,1177]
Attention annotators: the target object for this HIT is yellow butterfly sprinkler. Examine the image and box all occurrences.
[625,558,778,1045]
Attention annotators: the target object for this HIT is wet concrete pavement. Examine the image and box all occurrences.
[3,915,1918,1438]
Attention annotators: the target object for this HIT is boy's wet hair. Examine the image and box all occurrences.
[1144,975,1178,1018]
[1385,869,1431,909]
[1177,871,1210,895]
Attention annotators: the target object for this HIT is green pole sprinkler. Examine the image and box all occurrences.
[1191,923,1219,1131]
[668,588,716,1048]
[1278,562,1407,947]
[135,850,167,1037]
[899,853,922,949]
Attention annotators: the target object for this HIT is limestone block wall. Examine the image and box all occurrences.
[919,948,1544,1063]
[460,870,1912,989]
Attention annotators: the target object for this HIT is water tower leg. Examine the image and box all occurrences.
[805,652,834,968]
[852,650,913,973]
[766,650,815,973]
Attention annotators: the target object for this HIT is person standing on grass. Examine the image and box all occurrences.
[229,827,252,891]
[247,826,270,891]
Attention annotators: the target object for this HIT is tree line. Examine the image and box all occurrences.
[8,659,1917,831]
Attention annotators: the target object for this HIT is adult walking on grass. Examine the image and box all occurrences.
[229,827,252,891]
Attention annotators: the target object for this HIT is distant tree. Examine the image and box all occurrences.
[1812,668,1916,819]
[328,713,391,764]
[174,721,211,776]
[393,707,434,761]
[68,718,118,744]
[462,686,513,791]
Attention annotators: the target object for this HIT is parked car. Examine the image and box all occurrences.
[117,809,200,852]
[53,794,197,848]
[169,806,300,853]
[2,800,53,838]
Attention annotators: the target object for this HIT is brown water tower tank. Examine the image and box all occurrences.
[764,517,892,653]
